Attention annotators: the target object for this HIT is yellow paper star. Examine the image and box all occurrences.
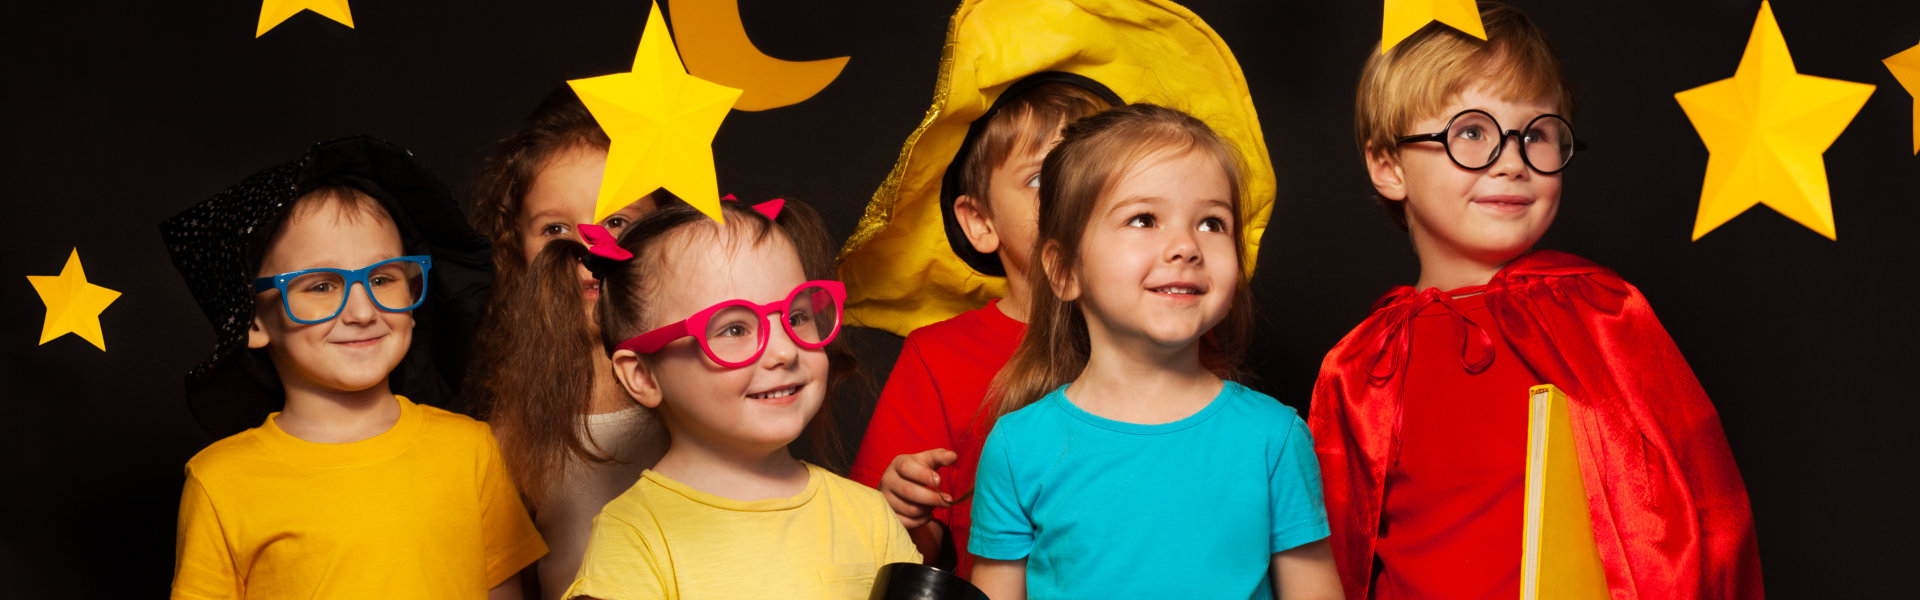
[1381,0,1486,52]
[1886,42,1920,155]
[1673,1,1875,241]
[256,0,354,38]
[569,2,743,224]
[27,249,122,351]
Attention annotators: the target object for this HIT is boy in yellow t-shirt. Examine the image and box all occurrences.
[162,138,546,599]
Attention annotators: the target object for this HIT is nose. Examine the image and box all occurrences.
[1165,227,1203,265]
[1488,131,1530,179]
[759,312,799,369]
[337,281,380,325]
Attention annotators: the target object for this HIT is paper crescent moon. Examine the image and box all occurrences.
[668,0,850,112]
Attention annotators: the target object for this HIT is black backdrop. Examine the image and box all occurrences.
[3,0,1915,596]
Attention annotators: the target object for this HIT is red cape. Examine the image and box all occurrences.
[1308,251,1763,599]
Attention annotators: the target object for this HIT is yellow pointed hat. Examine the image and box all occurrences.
[836,0,1275,337]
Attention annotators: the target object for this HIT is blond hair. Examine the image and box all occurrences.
[985,104,1253,423]
[1355,1,1574,226]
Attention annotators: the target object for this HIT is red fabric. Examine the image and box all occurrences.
[851,300,1025,577]
[1309,251,1763,600]
[1372,291,1529,600]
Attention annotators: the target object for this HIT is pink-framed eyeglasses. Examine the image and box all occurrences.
[615,281,846,368]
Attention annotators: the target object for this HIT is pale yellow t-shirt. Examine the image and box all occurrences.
[565,463,922,600]
[170,396,547,600]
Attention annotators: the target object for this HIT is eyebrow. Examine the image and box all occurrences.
[1103,196,1234,217]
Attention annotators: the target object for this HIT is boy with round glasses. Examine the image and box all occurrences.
[163,137,545,599]
[1307,3,1762,598]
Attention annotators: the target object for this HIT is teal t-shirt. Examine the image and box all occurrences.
[970,381,1329,599]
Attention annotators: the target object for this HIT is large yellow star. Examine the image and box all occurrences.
[569,1,742,224]
[1381,0,1485,53]
[1886,42,1920,155]
[1673,1,1875,241]
[256,0,354,38]
[26,249,122,351]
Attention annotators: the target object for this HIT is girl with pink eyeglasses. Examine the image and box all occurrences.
[540,199,920,600]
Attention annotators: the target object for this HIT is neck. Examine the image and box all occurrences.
[1409,236,1522,292]
[1069,327,1220,425]
[999,271,1032,323]
[587,350,637,414]
[650,422,808,501]
[276,381,402,443]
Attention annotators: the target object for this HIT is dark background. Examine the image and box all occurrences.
[3,0,1914,596]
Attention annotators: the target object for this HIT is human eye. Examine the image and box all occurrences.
[1125,213,1155,228]
[1198,216,1229,233]
[788,310,813,328]
[302,280,337,294]
[715,321,752,338]
[1454,124,1486,142]
[540,222,570,238]
[604,215,631,230]
[1024,173,1041,189]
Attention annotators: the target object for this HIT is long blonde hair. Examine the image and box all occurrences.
[985,104,1255,424]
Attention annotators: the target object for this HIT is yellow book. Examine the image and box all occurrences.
[1522,384,1609,600]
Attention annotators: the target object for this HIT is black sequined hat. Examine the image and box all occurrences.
[160,136,492,438]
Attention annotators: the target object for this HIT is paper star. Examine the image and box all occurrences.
[257,0,354,38]
[1886,42,1920,155]
[1673,1,1875,241]
[27,249,122,351]
[569,1,742,224]
[1381,0,1485,53]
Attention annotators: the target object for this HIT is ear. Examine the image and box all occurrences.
[247,308,271,350]
[951,194,1001,254]
[1041,241,1079,301]
[611,349,665,409]
[1365,142,1409,202]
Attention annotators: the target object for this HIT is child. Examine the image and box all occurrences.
[842,0,1275,575]
[968,104,1341,600]
[1312,3,1762,598]
[559,200,920,599]
[162,137,545,599]
[851,78,1112,571]
[467,86,668,600]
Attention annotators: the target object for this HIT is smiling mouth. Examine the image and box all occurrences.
[333,334,386,347]
[1474,196,1535,208]
[1149,285,1204,296]
[747,385,803,401]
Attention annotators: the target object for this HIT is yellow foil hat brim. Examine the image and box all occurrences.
[836,0,1276,337]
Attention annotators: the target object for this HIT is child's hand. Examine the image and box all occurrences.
[879,448,959,529]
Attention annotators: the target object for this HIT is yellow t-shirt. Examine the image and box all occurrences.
[170,396,547,600]
[565,463,922,600]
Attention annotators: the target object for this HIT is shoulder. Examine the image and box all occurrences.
[184,427,270,481]
[592,473,669,526]
[416,402,493,435]
[813,465,891,511]
[1217,383,1308,435]
[1493,250,1657,315]
[907,304,1019,349]
[414,402,500,452]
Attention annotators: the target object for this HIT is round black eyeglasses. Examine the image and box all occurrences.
[1395,109,1588,175]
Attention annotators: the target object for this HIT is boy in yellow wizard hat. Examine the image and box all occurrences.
[841,0,1276,573]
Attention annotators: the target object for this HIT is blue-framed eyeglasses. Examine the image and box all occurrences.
[252,256,433,324]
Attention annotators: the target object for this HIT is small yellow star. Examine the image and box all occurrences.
[1885,42,1920,155]
[1381,0,1485,53]
[27,249,122,351]
[257,0,353,37]
[569,1,743,224]
[1674,1,1875,241]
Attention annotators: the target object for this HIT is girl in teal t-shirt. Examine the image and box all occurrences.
[968,104,1341,599]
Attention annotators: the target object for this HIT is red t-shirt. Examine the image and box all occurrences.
[1369,289,1530,600]
[850,300,1025,577]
